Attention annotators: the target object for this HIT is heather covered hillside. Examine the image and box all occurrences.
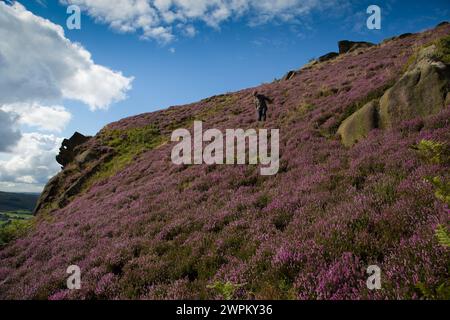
[0,24,449,300]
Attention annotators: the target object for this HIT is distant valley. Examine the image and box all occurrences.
[0,191,40,213]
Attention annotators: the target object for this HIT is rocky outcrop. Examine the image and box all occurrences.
[295,42,372,75]
[337,100,379,147]
[58,149,115,208]
[379,45,450,128]
[338,40,375,54]
[34,145,114,214]
[34,131,110,214]
[33,173,63,214]
[282,70,298,81]
[338,43,450,146]
[56,132,91,169]
[318,52,339,63]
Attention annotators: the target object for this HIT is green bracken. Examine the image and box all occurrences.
[0,218,34,246]
[207,281,244,300]
[427,176,450,205]
[88,125,167,189]
[435,225,450,247]
[416,281,450,300]
[434,34,450,64]
[416,139,449,165]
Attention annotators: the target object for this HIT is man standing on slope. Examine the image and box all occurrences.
[253,91,273,122]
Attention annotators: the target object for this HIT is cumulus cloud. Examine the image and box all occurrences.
[61,0,335,43]
[0,1,134,110]
[0,2,134,192]
[1,103,72,132]
[0,133,62,187]
[0,110,21,152]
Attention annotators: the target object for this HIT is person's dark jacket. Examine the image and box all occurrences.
[254,94,273,110]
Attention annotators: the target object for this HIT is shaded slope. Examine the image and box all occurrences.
[0,192,39,212]
[0,24,449,300]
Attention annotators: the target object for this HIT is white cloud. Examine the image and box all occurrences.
[0,110,21,152]
[61,0,334,43]
[0,1,134,110]
[1,103,72,133]
[0,133,63,189]
[0,2,134,192]
[182,24,197,37]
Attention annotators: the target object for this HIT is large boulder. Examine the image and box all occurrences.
[379,45,450,128]
[338,40,375,54]
[337,100,379,147]
[56,132,91,168]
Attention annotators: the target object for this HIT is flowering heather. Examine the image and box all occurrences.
[0,24,449,300]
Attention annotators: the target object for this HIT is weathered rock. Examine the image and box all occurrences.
[34,146,115,214]
[300,60,319,70]
[338,40,375,54]
[75,149,98,167]
[382,33,415,44]
[337,100,379,147]
[58,151,115,207]
[33,173,63,214]
[318,52,339,63]
[56,132,91,168]
[437,21,449,27]
[282,70,298,81]
[337,42,450,147]
[379,45,450,128]
[398,33,413,39]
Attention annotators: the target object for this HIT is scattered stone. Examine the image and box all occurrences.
[437,21,449,27]
[282,70,298,81]
[318,52,339,63]
[338,40,375,54]
[300,60,318,70]
[398,33,413,39]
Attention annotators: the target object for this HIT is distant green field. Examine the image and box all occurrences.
[1,210,33,219]
[0,191,40,212]
[0,211,34,246]
[0,211,34,229]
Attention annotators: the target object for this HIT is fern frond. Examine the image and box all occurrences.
[435,224,450,247]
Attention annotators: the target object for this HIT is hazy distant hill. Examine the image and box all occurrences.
[0,191,40,212]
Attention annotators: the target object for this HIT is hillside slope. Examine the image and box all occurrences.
[0,192,39,212]
[0,24,449,300]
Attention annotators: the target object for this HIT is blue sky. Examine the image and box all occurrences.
[23,0,450,136]
[0,0,449,192]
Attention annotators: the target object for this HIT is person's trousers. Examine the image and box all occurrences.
[257,107,267,121]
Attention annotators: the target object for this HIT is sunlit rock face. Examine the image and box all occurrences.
[379,45,450,129]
